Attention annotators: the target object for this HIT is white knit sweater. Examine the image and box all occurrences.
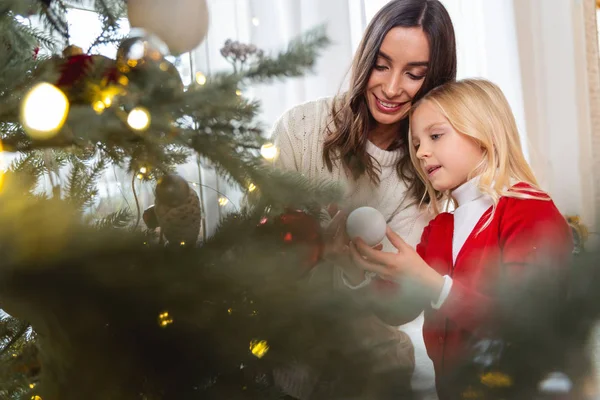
[270,96,431,250]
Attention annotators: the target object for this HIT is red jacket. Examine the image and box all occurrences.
[417,185,573,394]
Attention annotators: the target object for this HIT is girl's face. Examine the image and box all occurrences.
[411,101,485,192]
[365,27,429,131]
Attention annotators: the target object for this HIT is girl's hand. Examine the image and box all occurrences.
[349,226,445,298]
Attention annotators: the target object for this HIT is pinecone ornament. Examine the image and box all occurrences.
[152,174,201,246]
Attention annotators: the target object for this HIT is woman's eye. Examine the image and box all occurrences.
[374,65,388,71]
[431,134,442,140]
[407,73,426,80]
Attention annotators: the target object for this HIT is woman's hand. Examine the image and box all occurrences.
[349,226,445,299]
[322,208,378,285]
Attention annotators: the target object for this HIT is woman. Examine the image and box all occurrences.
[270,0,457,398]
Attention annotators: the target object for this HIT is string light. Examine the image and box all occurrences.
[218,197,229,206]
[235,89,242,96]
[21,82,69,140]
[249,339,269,358]
[252,17,260,26]
[93,101,106,114]
[248,183,256,192]
[480,371,513,388]
[31,396,42,400]
[260,143,278,160]
[157,311,174,327]
[139,167,148,174]
[103,94,113,107]
[195,72,207,85]
[29,383,36,389]
[127,107,151,131]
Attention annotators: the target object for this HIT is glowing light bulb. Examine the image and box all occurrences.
[21,83,69,140]
[195,72,207,85]
[93,101,105,114]
[218,197,229,206]
[252,17,260,26]
[260,143,278,160]
[235,89,242,96]
[127,107,151,131]
[139,167,147,174]
[249,339,269,358]
[157,311,173,327]
[248,183,256,192]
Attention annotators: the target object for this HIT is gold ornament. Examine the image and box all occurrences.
[116,35,184,97]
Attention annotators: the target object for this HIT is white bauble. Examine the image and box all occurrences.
[127,0,209,55]
[346,207,387,247]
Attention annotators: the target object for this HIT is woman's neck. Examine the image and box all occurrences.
[368,121,402,150]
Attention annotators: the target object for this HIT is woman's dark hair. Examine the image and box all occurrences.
[323,0,456,203]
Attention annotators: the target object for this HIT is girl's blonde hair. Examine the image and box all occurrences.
[408,78,547,217]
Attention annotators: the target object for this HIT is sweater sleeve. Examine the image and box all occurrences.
[269,105,304,172]
[436,196,573,332]
[387,206,432,250]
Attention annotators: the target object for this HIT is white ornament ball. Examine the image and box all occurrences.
[127,0,209,55]
[346,207,387,247]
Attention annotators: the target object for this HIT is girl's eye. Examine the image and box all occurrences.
[413,143,420,150]
[374,65,388,71]
[431,133,442,140]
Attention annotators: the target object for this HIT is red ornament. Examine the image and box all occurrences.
[272,210,324,269]
[56,54,118,88]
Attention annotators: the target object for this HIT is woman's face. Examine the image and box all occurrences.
[365,27,429,130]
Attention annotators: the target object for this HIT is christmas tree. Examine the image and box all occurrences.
[0,1,388,398]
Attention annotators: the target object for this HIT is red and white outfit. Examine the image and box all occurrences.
[418,178,573,396]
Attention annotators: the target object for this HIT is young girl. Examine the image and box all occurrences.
[349,78,573,397]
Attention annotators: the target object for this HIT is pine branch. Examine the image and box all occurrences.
[7,152,46,193]
[0,317,30,358]
[93,208,132,230]
[245,24,330,83]
[87,0,126,53]
[0,314,36,398]
[65,157,108,210]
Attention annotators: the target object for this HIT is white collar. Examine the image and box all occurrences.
[451,176,484,207]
